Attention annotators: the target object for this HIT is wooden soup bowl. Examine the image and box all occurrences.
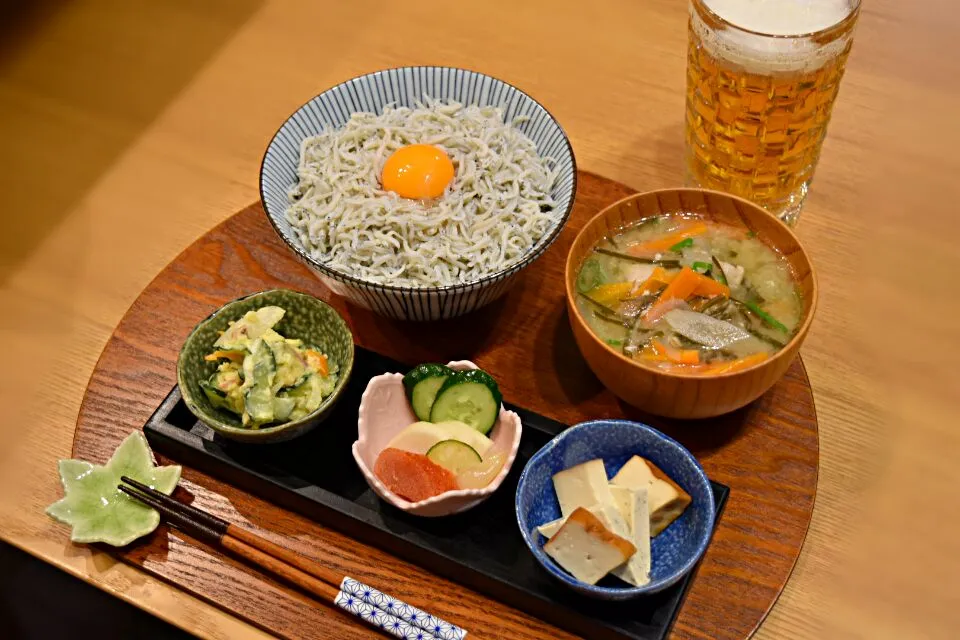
[564,189,818,419]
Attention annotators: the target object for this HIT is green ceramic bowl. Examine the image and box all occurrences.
[176,289,354,443]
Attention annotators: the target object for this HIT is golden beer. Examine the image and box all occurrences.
[685,0,860,224]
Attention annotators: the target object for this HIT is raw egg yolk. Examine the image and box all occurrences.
[381,144,454,200]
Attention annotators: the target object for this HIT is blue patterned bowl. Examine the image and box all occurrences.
[259,66,577,321]
[515,420,715,599]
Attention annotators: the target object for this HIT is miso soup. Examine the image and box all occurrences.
[575,215,802,374]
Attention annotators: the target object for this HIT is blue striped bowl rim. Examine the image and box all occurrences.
[259,66,577,293]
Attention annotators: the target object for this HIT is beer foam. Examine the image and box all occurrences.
[694,0,856,73]
[703,0,851,36]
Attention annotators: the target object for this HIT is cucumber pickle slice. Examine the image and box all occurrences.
[429,369,502,435]
[402,364,453,421]
[426,440,482,474]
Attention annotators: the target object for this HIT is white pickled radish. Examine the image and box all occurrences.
[456,452,507,489]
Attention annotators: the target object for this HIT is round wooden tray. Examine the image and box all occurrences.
[73,171,818,640]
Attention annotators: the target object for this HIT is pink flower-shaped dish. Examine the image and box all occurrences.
[352,360,522,517]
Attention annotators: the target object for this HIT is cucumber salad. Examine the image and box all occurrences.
[373,364,507,502]
[201,306,338,428]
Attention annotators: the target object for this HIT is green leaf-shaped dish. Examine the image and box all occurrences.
[46,431,181,546]
[177,289,355,443]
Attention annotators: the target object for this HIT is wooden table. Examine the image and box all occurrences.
[1,1,957,638]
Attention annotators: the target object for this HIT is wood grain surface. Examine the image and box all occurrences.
[3,1,958,639]
[72,172,818,640]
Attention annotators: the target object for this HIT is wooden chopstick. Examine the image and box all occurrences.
[121,483,340,600]
[120,476,344,587]
[119,477,467,640]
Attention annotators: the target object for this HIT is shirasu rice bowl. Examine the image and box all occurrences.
[285,100,559,288]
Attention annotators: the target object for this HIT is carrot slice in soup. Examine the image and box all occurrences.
[587,282,634,307]
[708,352,769,374]
[644,267,729,321]
[634,266,673,296]
[643,267,700,319]
[692,276,729,298]
[636,344,669,362]
[629,222,708,253]
[651,340,700,365]
[642,351,766,375]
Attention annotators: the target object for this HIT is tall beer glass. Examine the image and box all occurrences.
[685,0,860,224]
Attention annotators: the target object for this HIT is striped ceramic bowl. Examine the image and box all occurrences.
[260,66,577,321]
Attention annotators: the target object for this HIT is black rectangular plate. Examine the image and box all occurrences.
[144,346,728,640]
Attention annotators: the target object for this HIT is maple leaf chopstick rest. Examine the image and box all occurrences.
[47,431,181,546]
